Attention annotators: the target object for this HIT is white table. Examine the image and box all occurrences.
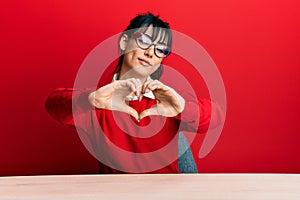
[0,174,299,199]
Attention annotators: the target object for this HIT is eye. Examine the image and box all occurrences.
[156,44,170,54]
[139,34,152,45]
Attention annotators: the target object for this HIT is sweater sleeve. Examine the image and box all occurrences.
[45,88,95,129]
[174,90,225,134]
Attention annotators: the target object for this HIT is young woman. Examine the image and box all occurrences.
[45,13,224,173]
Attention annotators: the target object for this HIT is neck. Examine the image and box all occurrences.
[118,66,149,84]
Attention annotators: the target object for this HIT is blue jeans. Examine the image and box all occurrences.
[178,132,198,173]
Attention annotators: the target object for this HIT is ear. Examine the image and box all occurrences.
[119,34,129,51]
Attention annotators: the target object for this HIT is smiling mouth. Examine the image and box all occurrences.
[138,58,151,66]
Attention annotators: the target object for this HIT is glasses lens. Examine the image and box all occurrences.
[155,44,171,58]
[136,33,152,49]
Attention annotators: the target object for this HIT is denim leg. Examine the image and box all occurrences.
[178,132,198,173]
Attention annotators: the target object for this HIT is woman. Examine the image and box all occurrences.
[45,12,224,173]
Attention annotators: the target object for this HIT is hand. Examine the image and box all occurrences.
[88,78,142,120]
[139,79,185,120]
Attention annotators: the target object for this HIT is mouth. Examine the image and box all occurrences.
[138,58,151,67]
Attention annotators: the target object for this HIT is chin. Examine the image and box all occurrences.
[131,65,153,76]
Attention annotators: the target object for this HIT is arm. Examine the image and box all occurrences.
[45,88,94,127]
[45,78,143,127]
[175,90,225,134]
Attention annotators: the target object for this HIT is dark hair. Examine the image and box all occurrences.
[115,12,172,80]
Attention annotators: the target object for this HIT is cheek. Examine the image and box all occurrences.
[125,40,140,54]
[153,58,163,67]
[125,49,142,60]
[123,51,141,66]
[124,48,137,58]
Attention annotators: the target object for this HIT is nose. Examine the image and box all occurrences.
[144,44,155,58]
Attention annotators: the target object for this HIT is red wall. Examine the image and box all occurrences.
[1,0,300,175]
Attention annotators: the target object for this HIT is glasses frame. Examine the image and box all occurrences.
[133,32,171,58]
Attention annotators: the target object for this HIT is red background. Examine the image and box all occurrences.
[1,0,300,176]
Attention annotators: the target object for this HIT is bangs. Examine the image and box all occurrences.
[139,24,172,48]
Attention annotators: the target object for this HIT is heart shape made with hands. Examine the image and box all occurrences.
[89,79,185,122]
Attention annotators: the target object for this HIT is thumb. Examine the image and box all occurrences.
[124,106,139,121]
[139,107,159,120]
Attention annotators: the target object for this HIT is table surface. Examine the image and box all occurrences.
[0,174,299,200]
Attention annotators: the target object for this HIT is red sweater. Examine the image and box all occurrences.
[45,72,224,173]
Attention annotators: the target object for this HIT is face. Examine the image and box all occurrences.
[119,25,169,79]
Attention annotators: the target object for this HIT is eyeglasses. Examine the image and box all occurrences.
[133,32,171,58]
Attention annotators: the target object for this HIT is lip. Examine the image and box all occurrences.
[138,58,151,66]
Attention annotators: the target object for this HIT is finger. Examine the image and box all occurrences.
[126,79,137,93]
[148,81,169,92]
[117,104,139,121]
[132,78,142,96]
[128,78,142,96]
[114,80,134,93]
[139,107,159,120]
[142,79,153,94]
[126,106,139,121]
[146,80,169,93]
[143,79,163,93]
